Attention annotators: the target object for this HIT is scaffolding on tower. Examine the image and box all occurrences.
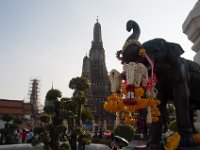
[29,79,40,119]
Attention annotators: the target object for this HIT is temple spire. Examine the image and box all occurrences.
[96,16,98,23]
[93,17,102,43]
[52,81,54,89]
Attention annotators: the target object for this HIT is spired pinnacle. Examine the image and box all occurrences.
[52,81,54,89]
[96,16,99,23]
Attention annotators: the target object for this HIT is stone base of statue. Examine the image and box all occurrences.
[178,145,200,150]
[125,141,147,150]
[125,134,147,150]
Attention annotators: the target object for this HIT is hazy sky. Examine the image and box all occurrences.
[0,0,198,105]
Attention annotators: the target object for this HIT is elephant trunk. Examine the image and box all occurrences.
[126,20,141,42]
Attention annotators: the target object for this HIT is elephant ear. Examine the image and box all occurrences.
[165,42,185,65]
[168,42,184,57]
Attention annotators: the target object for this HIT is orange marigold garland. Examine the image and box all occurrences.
[104,94,124,113]
[164,132,180,150]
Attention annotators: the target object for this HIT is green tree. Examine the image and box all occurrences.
[33,88,62,150]
[33,77,92,150]
[2,114,13,125]
[68,77,91,150]
[114,124,135,142]
[81,107,93,122]
[1,114,22,144]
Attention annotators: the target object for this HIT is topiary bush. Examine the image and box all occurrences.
[59,142,70,150]
[114,124,135,142]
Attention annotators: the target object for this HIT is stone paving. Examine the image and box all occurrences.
[0,141,147,150]
[0,144,42,150]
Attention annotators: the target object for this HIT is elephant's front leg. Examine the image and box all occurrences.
[173,66,197,147]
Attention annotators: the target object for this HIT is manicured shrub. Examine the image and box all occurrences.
[114,124,135,142]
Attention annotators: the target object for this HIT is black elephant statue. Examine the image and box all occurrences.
[117,20,200,148]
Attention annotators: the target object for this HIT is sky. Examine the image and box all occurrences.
[0,0,198,106]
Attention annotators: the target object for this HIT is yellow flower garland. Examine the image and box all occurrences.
[164,132,180,150]
[104,94,125,113]
[134,87,145,97]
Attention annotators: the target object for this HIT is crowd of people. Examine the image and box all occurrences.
[15,128,34,143]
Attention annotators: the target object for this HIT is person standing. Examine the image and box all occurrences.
[20,129,27,143]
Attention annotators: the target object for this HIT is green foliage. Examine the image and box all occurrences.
[0,115,22,144]
[80,132,92,145]
[45,89,62,101]
[73,95,87,105]
[32,128,48,146]
[35,76,90,150]
[0,128,6,135]
[168,120,179,132]
[69,77,90,91]
[55,125,66,135]
[2,114,13,123]
[31,138,40,146]
[33,127,45,134]
[8,124,18,131]
[59,142,70,150]
[114,124,135,142]
[13,117,22,125]
[81,107,93,122]
[40,115,50,123]
[60,98,77,113]
[40,133,51,145]
[43,105,54,114]
[5,134,17,144]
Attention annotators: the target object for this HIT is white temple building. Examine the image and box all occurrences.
[182,0,200,132]
[182,0,200,63]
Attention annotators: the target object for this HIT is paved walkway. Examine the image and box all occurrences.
[85,143,110,150]
[0,144,42,150]
[0,143,146,150]
[0,143,110,150]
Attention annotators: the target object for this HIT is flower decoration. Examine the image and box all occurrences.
[104,94,124,113]
[126,84,135,92]
[146,74,157,90]
[134,87,144,97]
[105,38,161,132]
[125,117,136,124]
[164,132,180,150]
[139,48,146,56]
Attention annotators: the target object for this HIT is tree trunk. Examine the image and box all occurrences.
[49,125,59,150]
[69,134,77,150]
